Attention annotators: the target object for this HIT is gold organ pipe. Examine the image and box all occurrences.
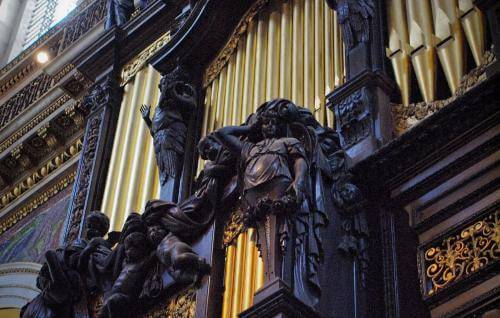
[232,37,246,126]
[222,245,237,318]
[223,56,236,126]
[209,78,220,133]
[431,0,465,94]
[101,83,132,218]
[230,233,247,317]
[279,1,292,100]
[127,66,155,213]
[254,10,269,111]
[459,0,485,67]
[291,0,304,106]
[387,0,411,105]
[109,70,146,230]
[325,8,334,127]
[242,229,256,310]
[242,20,257,122]
[138,68,160,207]
[314,0,326,124]
[333,11,344,88]
[255,247,264,290]
[266,3,281,101]
[406,0,436,102]
[216,69,227,129]
[304,0,315,112]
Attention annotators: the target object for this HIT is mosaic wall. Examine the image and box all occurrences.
[0,185,73,264]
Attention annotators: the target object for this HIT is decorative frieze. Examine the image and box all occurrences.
[0,74,53,130]
[0,137,83,211]
[0,170,76,236]
[421,208,499,297]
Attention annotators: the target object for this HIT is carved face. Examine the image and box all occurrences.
[124,232,149,262]
[260,116,285,139]
[198,136,219,161]
[85,211,110,239]
[147,225,167,246]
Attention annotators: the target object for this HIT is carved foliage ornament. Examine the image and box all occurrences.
[335,87,371,147]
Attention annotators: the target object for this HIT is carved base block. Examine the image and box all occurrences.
[239,278,321,318]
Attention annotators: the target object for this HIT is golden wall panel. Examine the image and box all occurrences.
[101,65,161,231]
[202,1,344,316]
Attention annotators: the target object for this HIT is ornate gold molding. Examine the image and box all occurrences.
[423,208,500,296]
[0,170,76,235]
[202,0,269,88]
[0,137,82,212]
[144,289,196,318]
[393,50,496,135]
[120,32,172,86]
[223,210,245,248]
[53,64,76,83]
[0,95,72,153]
[0,62,36,98]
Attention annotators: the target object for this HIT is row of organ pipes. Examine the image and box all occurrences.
[387,0,486,105]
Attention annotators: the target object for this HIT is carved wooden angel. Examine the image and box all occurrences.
[141,66,197,193]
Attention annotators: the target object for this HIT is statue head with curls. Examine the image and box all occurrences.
[124,232,151,262]
[158,65,196,110]
[85,211,110,240]
[197,135,220,161]
[253,99,298,139]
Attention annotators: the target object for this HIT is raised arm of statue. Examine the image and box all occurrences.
[140,105,153,132]
[213,125,252,155]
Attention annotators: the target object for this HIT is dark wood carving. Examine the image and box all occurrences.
[335,87,371,148]
[141,65,197,200]
[326,0,374,49]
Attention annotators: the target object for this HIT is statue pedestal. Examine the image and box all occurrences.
[239,278,321,318]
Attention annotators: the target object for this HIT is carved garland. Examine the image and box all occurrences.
[202,0,269,87]
[0,137,83,210]
[422,208,500,296]
[223,210,245,248]
[0,170,76,235]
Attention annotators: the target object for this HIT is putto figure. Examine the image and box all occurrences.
[141,66,197,196]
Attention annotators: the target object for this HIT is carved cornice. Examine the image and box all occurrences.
[0,137,83,212]
[144,289,196,318]
[0,95,72,153]
[393,50,495,136]
[202,0,269,88]
[420,207,499,299]
[120,31,172,86]
[0,62,36,98]
[0,170,76,236]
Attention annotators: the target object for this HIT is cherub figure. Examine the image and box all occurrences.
[98,232,154,318]
[77,211,114,295]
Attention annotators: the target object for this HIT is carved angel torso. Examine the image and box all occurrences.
[241,137,306,192]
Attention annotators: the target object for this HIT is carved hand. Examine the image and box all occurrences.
[140,104,151,119]
[287,178,307,204]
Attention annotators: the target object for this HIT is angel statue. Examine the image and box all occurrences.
[213,99,331,307]
[326,0,375,49]
[141,66,197,198]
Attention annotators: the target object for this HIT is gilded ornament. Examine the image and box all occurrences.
[120,32,172,86]
[423,209,500,296]
[144,289,196,318]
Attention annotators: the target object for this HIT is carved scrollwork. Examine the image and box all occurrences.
[422,208,499,296]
